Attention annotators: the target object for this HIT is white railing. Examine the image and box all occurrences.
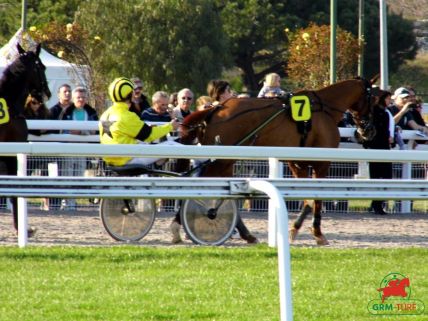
[18,120,428,214]
[26,120,428,145]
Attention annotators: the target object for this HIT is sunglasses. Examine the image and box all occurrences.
[181,97,193,101]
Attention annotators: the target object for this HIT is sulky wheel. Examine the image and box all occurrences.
[181,199,238,245]
[100,198,156,242]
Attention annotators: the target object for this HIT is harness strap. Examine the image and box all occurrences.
[234,107,286,146]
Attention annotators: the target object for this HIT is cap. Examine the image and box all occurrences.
[131,77,143,89]
[392,87,410,99]
[108,77,134,102]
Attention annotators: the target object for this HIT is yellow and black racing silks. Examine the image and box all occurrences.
[99,102,173,166]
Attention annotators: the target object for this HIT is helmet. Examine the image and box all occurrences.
[108,77,134,102]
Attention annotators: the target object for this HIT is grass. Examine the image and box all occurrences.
[0,246,427,321]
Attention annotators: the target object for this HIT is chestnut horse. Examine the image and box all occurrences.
[0,43,51,235]
[180,78,382,245]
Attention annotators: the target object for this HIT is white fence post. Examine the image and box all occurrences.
[17,153,28,248]
[401,139,415,213]
[268,157,281,247]
[248,180,293,321]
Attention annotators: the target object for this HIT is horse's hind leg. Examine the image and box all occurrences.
[236,216,258,243]
[309,163,330,245]
[288,162,313,242]
[310,200,329,245]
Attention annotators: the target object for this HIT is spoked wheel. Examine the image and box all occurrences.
[181,199,238,245]
[99,198,156,242]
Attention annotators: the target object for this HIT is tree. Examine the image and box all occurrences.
[287,24,359,89]
[217,0,291,93]
[218,0,417,91]
[282,0,417,78]
[0,0,81,45]
[28,21,104,109]
[76,0,228,97]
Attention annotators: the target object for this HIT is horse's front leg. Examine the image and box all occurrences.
[310,200,329,245]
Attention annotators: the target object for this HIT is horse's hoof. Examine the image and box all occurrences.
[314,235,329,246]
[309,228,329,246]
[16,227,37,238]
[289,228,299,243]
[169,221,182,244]
[242,234,259,244]
[28,227,37,238]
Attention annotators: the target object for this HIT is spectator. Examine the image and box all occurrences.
[141,91,172,122]
[207,79,236,104]
[130,77,150,117]
[99,77,180,167]
[24,91,50,136]
[195,95,212,111]
[168,92,178,112]
[59,86,98,210]
[171,88,194,122]
[389,87,428,134]
[23,91,50,211]
[257,73,286,98]
[363,91,393,215]
[49,84,72,121]
[407,88,425,128]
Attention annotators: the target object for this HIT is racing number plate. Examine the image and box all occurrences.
[0,98,10,125]
[290,95,311,121]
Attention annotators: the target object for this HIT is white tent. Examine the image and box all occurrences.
[0,29,90,107]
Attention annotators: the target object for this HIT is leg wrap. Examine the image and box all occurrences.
[312,215,321,230]
[294,205,311,230]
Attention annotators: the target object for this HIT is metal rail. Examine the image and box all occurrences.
[1,176,427,200]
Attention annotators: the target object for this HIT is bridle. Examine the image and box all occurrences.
[28,55,50,98]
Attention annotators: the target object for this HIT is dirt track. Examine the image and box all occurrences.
[0,209,427,248]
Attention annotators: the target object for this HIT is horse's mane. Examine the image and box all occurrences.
[182,106,218,126]
[0,55,26,95]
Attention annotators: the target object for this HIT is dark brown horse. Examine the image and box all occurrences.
[0,43,51,234]
[180,78,382,245]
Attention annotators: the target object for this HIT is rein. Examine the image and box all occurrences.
[234,107,285,146]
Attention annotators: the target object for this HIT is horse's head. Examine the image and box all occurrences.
[179,106,217,145]
[349,77,382,142]
[16,43,51,100]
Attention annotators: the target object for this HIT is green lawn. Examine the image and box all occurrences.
[0,246,426,321]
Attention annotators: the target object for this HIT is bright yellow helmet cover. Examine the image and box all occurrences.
[108,77,134,102]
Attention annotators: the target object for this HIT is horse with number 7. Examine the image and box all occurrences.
[179,77,384,245]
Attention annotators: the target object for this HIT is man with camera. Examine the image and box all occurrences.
[389,87,428,135]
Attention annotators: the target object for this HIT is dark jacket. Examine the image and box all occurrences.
[58,104,98,134]
[49,103,68,120]
[141,107,171,122]
[59,103,98,121]
[363,105,390,150]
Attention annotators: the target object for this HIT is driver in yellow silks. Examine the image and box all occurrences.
[99,77,180,166]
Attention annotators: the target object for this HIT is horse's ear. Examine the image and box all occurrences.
[370,74,380,85]
[17,43,26,55]
[35,43,41,56]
